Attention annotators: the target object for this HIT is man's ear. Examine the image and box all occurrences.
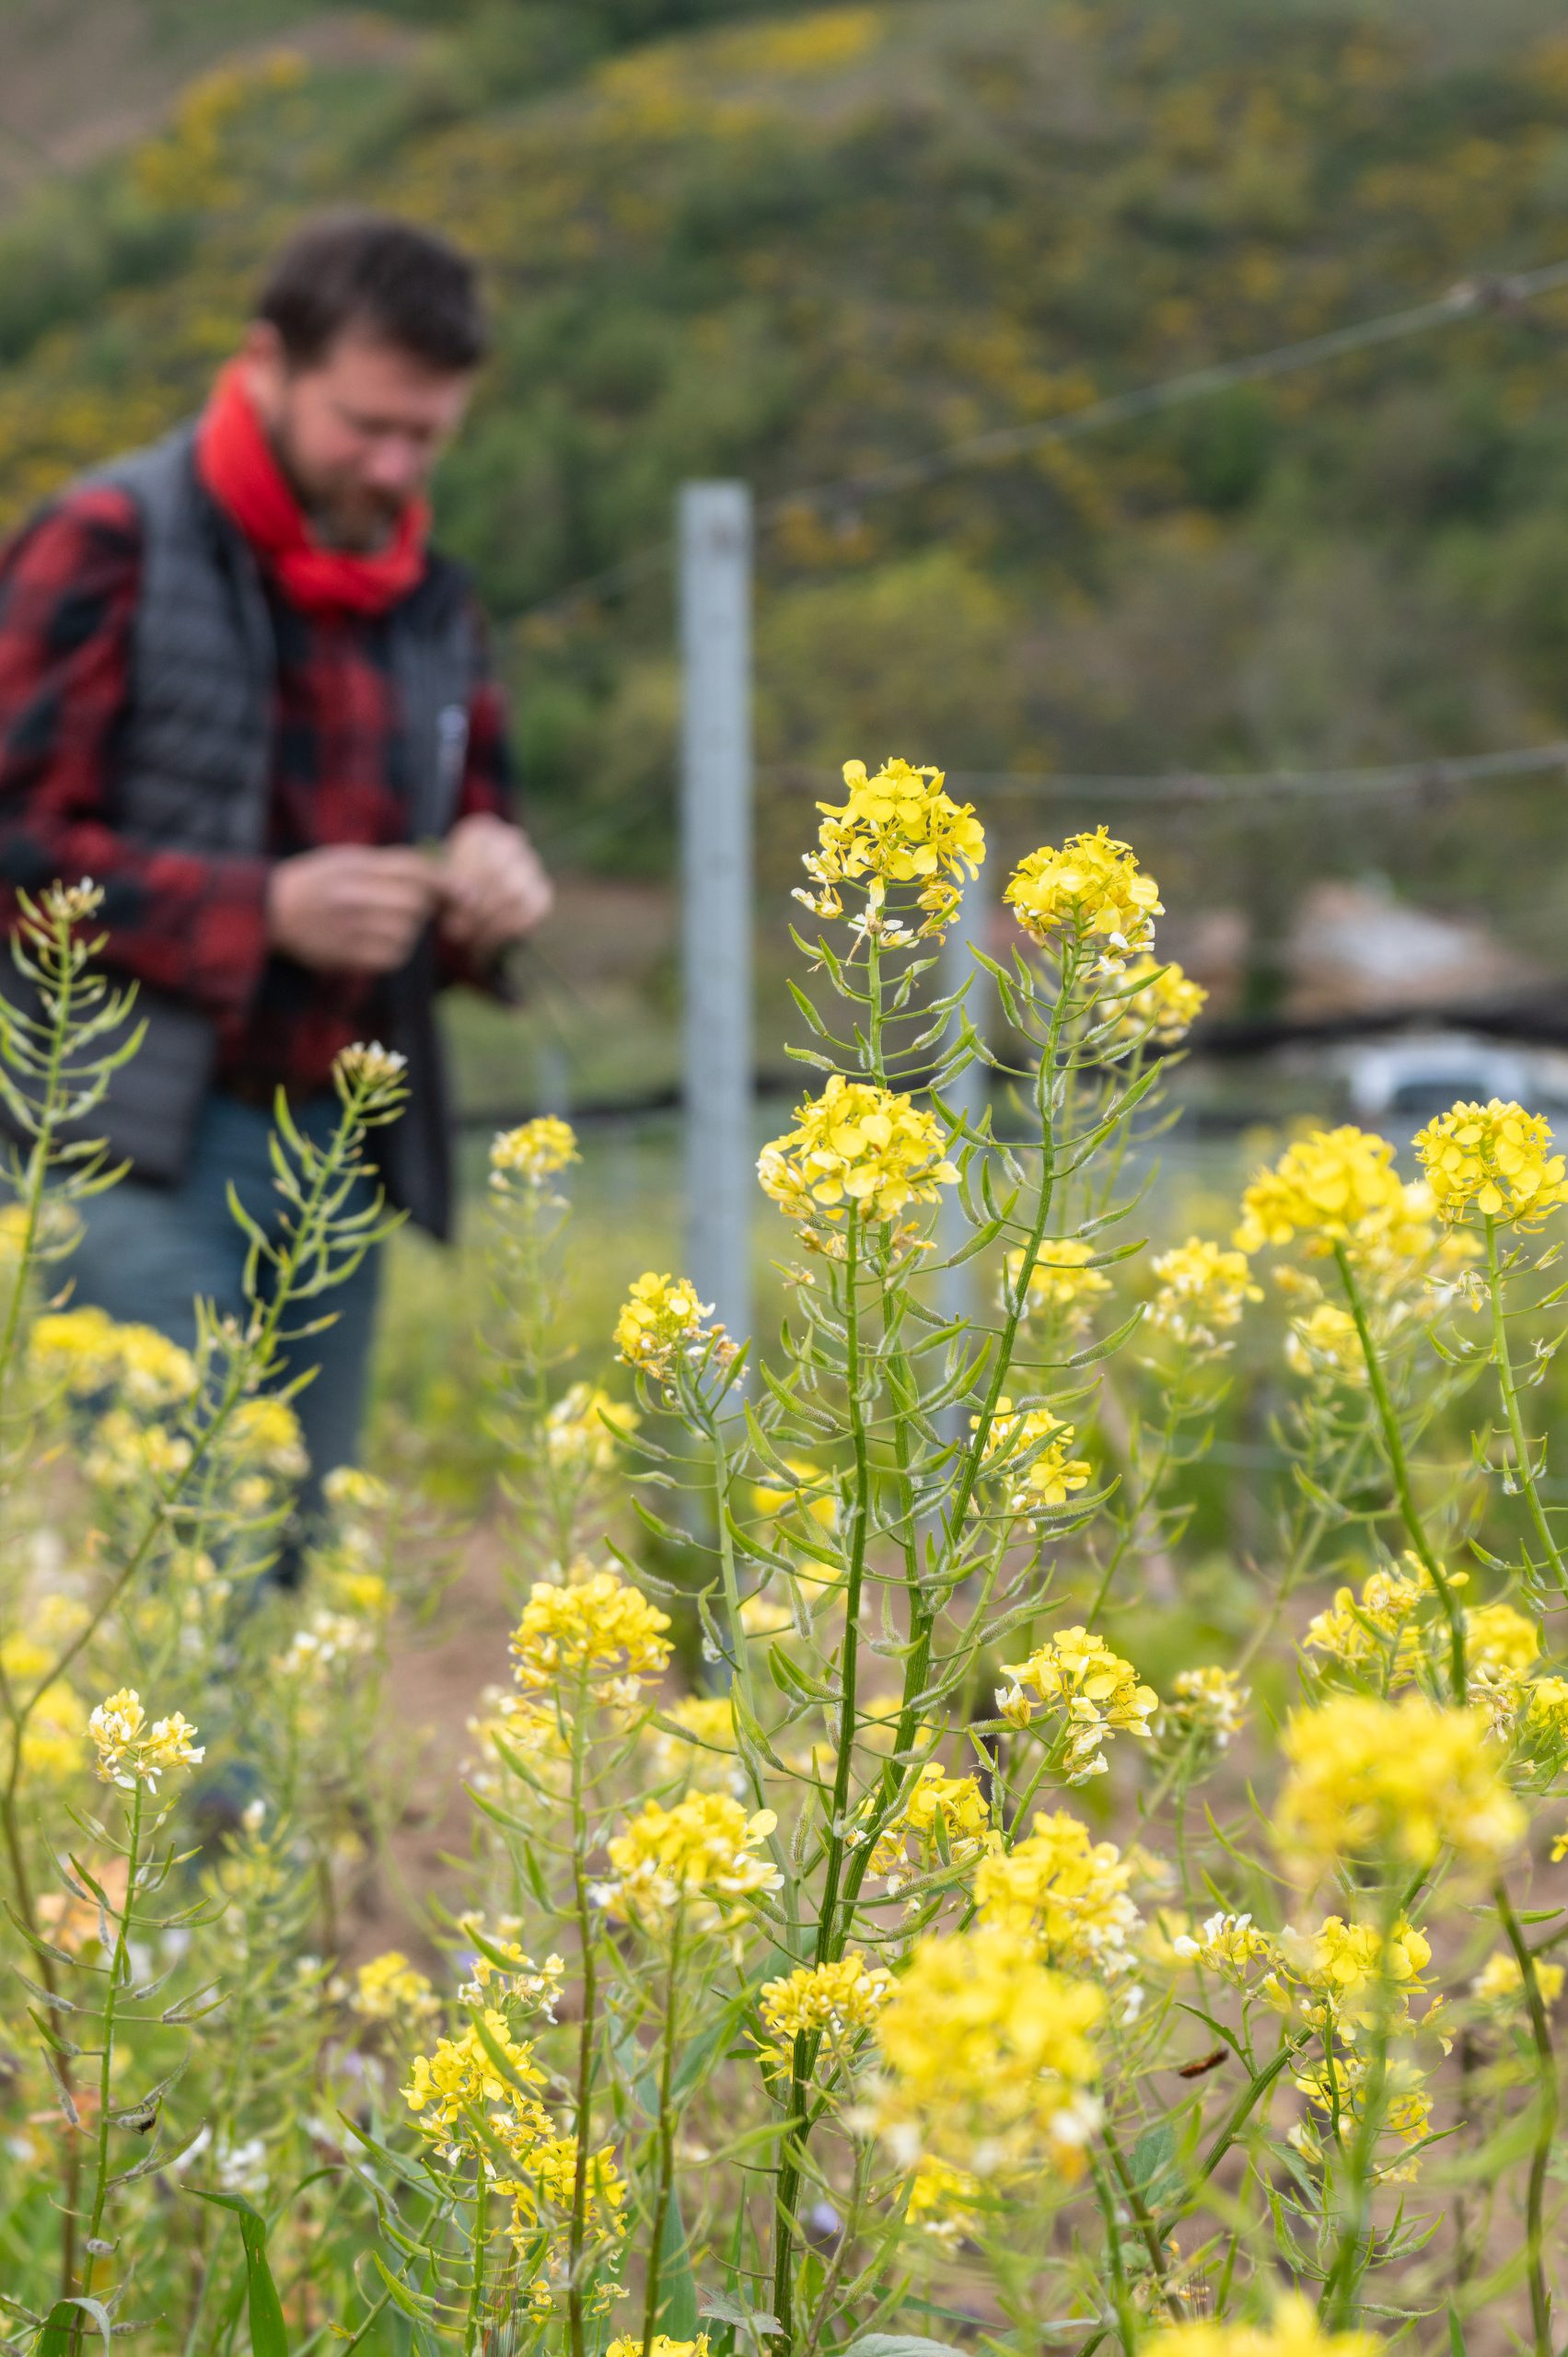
[237,319,290,424]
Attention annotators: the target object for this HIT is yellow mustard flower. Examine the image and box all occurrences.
[750,1455,837,1528]
[1005,1237,1113,1329]
[606,2340,710,2357]
[1414,1098,1568,1226]
[544,1382,639,1471]
[796,756,985,941]
[871,1921,1104,2177]
[1303,1553,1459,1676]
[491,1116,580,1190]
[403,2011,548,2149]
[1465,1600,1539,1674]
[996,1627,1158,1782]
[904,2154,983,2247]
[0,1633,87,1782]
[647,1693,739,1791]
[348,1950,440,2028]
[1005,828,1163,970]
[510,1571,671,1706]
[759,1950,893,2041]
[758,1075,957,1228]
[1235,1125,1407,1255]
[614,1272,719,1383]
[1144,2295,1379,2357]
[598,1793,782,1932]
[1146,1237,1260,1352]
[1273,1915,1433,2038]
[976,1400,1092,1521]
[1284,1301,1365,1385]
[87,1688,203,1794]
[333,1040,409,1108]
[868,1762,993,1888]
[1116,953,1207,1044]
[1276,1692,1524,1872]
[1162,1665,1249,1750]
[973,1811,1140,1974]
[228,1395,309,1478]
[29,1306,195,1411]
[1472,1948,1565,2012]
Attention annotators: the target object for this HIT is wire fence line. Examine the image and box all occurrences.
[757,739,1568,807]
[510,258,1568,631]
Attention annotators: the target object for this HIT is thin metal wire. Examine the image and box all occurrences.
[758,739,1568,808]
[506,260,1568,629]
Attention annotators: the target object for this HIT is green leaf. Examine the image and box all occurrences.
[38,2299,113,2355]
[839,2338,968,2357]
[186,2189,288,2356]
[1447,2307,1468,2357]
[657,2183,699,2340]
[1130,2120,1180,2206]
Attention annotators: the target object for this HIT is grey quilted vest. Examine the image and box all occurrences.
[33,423,478,1238]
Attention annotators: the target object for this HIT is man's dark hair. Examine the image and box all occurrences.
[256,210,488,373]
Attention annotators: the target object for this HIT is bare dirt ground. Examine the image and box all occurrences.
[0,2,413,199]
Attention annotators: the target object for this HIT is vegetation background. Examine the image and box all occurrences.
[5,0,1568,1465]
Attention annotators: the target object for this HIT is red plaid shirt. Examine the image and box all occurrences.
[0,482,517,1098]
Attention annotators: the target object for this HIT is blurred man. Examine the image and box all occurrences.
[0,210,552,1512]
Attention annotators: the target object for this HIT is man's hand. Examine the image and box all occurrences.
[265,845,443,974]
[436,813,553,960]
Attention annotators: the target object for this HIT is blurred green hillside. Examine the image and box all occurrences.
[5,0,1568,980]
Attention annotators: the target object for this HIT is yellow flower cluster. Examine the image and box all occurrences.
[1005,1238,1112,1329]
[1005,828,1163,970]
[349,1950,440,2029]
[1292,2049,1433,2184]
[1,1631,86,1782]
[996,1627,1158,1782]
[978,1400,1092,1521]
[1116,954,1207,1044]
[29,1306,195,1411]
[1146,2295,1378,2357]
[1275,1916,1433,2038]
[868,1762,993,1888]
[598,1793,782,1931]
[455,1916,565,2011]
[544,1383,639,1471]
[1472,1948,1566,2013]
[1235,1126,1406,1254]
[758,1076,958,1228]
[648,1693,739,1791]
[228,1395,309,1479]
[490,1116,580,1190]
[1467,1600,1539,1673]
[1284,1301,1365,1385]
[796,757,985,940]
[973,1811,1140,1975]
[607,2340,710,2357]
[614,1272,719,1383]
[1163,1665,1249,1751]
[403,2010,548,2150]
[1277,1693,1524,1872]
[510,1571,672,1708]
[1147,1237,1260,1352]
[87,1688,203,1794]
[1414,1098,1568,1226]
[750,1455,837,1528]
[333,1040,409,1109]
[1303,1554,1456,1677]
[871,1922,1104,2177]
[759,1950,893,2040]
[904,2154,982,2248]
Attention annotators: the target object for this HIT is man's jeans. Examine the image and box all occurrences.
[69,1090,382,1520]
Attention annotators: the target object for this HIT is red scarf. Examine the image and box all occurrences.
[195,360,428,617]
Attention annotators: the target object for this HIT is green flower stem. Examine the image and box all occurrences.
[566,1679,600,2357]
[639,1914,685,2354]
[1332,1240,1467,1700]
[1484,1218,1568,1598]
[77,1781,144,2328]
[1496,1879,1558,2357]
[464,2171,489,2356]
[1089,2150,1139,2355]
[1101,2120,1182,2320]
[772,1213,870,2351]
[942,944,1079,1540]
